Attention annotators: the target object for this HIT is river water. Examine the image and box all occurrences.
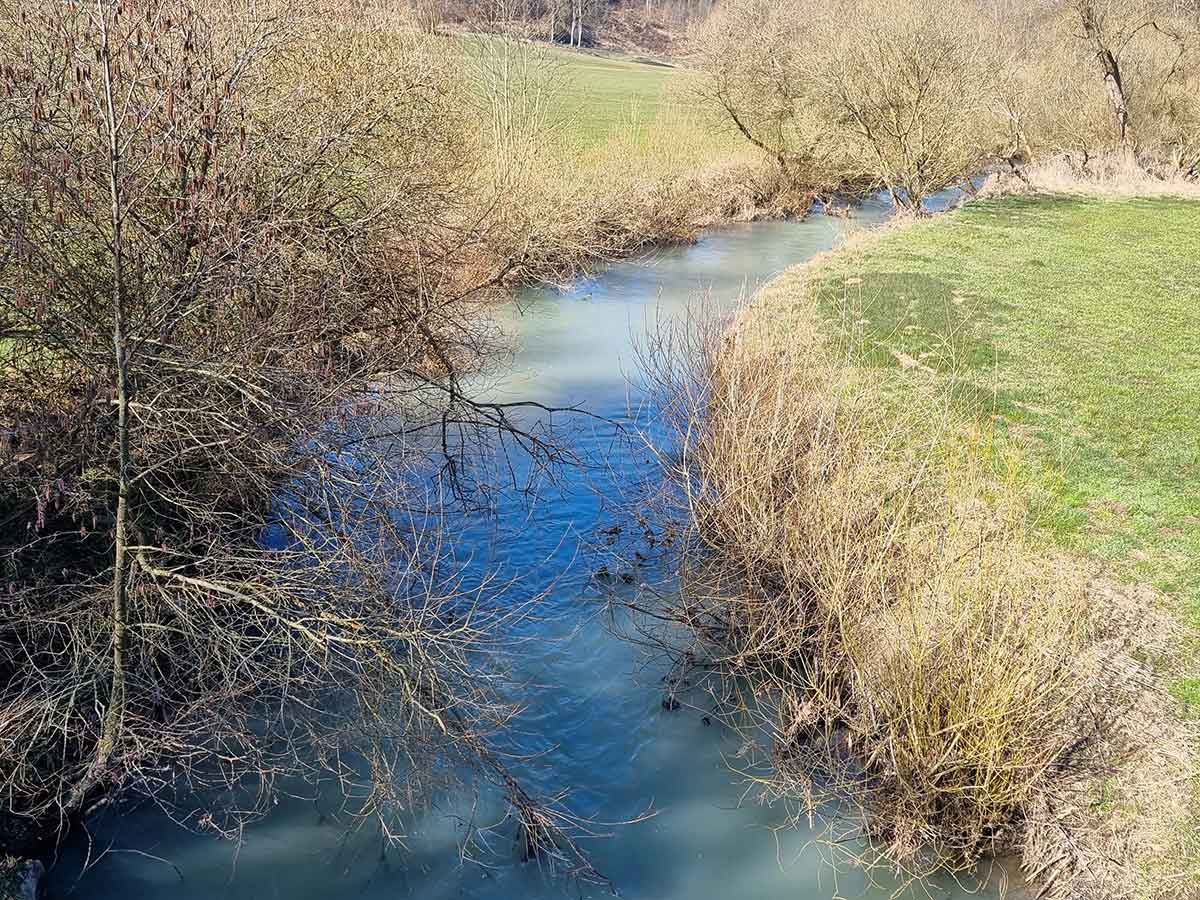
[48,199,1006,900]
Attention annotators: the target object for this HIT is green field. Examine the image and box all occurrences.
[806,196,1200,695]
[546,49,701,145]
[457,37,703,148]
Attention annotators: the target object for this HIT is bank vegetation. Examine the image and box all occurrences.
[1,0,750,876]
[638,265,1196,899]
[623,1,1200,898]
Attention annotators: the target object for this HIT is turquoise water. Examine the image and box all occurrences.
[49,201,1006,900]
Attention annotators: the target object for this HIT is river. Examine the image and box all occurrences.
[47,197,1007,900]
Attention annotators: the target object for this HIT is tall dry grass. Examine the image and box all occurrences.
[634,270,1198,898]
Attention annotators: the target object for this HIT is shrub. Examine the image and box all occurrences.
[0,2,601,878]
[633,265,1194,896]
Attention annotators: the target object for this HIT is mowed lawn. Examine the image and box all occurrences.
[811,196,1200,697]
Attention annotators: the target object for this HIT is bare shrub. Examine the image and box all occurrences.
[809,0,1000,211]
[411,0,446,33]
[627,268,1197,897]
[689,0,852,201]
[999,1,1200,180]
[0,0,603,878]
[692,0,1002,211]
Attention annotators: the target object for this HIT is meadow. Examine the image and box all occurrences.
[523,46,699,146]
[810,196,1200,686]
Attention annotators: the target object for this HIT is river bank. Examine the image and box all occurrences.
[646,193,1199,899]
[39,209,1013,900]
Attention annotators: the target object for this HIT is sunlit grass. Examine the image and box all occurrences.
[808,195,1200,691]
[450,34,711,149]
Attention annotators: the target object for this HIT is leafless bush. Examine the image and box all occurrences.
[692,0,1002,212]
[689,0,852,202]
[0,0,603,878]
[411,0,447,33]
[624,272,1197,897]
[810,0,999,211]
[990,0,1200,180]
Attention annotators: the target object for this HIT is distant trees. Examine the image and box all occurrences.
[694,0,1002,212]
[696,0,1200,202]
[411,0,448,32]
[544,0,606,46]
[468,0,715,49]
[466,0,605,45]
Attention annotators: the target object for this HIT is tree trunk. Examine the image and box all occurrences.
[70,2,130,812]
[1078,2,1133,150]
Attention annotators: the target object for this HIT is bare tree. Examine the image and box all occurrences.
[1070,0,1200,159]
[693,0,1000,211]
[814,0,998,211]
[0,0,602,879]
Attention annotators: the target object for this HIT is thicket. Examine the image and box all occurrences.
[0,0,672,878]
[694,0,1200,208]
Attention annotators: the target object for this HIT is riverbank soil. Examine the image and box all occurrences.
[719,194,1199,898]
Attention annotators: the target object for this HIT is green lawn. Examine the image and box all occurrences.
[455,36,703,148]
[811,196,1200,695]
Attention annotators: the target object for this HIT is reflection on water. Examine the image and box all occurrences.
[50,199,1002,900]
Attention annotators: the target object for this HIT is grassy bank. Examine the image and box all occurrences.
[646,194,1199,898]
[438,30,779,285]
[810,196,1200,681]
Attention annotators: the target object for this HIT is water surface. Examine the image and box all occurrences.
[50,199,1003,900]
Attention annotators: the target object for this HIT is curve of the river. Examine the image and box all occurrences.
[49,196,1007,900]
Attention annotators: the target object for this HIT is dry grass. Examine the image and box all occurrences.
[981,151,1200,200]
[634,259,1199,899]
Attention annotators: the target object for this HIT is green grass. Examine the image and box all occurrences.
[546,47,695,145]
[455,36,704,149]
[810,195,1200,681]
